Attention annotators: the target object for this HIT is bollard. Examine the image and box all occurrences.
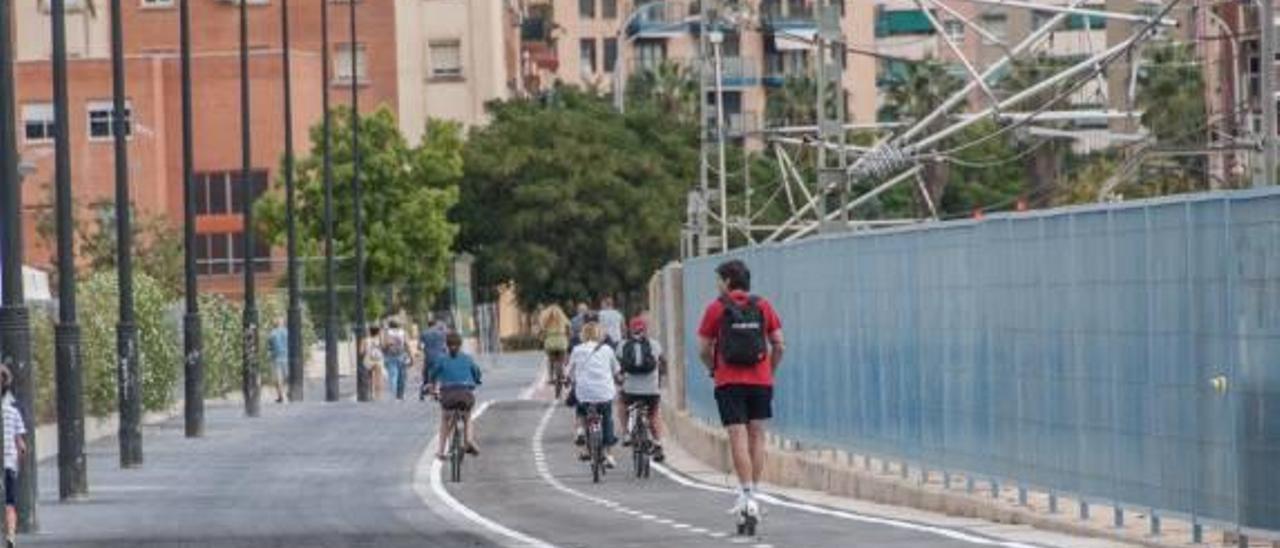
[1080,501,1090,520]
[1048,492,1057,514]
[1017,486,1027,506]
[1149,511,1159,536]
[1190,521,1202,544]
[943,471,951,490]
[1113,507,1123,528]
[990,479,999,499]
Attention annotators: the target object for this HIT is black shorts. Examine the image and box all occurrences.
[4,470,15,506]
[621,393,660,410]
[714,385,773,426]
[439,387,475,411]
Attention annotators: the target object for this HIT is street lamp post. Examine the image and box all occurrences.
[0,0,34,529]
[351,0,370,403]
[321,0,339,402]
[51,0,88,500]
[709,29,729,254]
[110,0,143,470]
[281,0,303,403]
[239,0,261,417]
[179,0,204,438]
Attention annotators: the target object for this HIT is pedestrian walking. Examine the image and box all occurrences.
[0,367,26,548]
[419,318,448,399]
[382,319,411,401]
[365,325,386,400]
[267,317,289,403]
[569,302,590,350]
[696,260,784,519]
[597,297,624,348]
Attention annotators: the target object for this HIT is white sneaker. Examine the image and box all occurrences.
[728,493,750,515]
[605,455,617,469]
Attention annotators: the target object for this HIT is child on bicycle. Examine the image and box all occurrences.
[617,317,666,462]
[429,332,482,459]
[567,321,621,467]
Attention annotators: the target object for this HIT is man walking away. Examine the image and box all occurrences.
[598,297,624,348]
[617,317,667,462]
[267,317,289,403]
[419,318,448,399]
[569,302,590,350]
[382,320,411,401]
[696,260,784,517]
[1,367,25,548]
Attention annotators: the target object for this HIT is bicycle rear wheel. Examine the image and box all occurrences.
[450,416,464,482]
[590,429,603,484]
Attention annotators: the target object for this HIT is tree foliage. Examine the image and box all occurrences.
[456,87,695,310]
[626,60,700,124]
[257,106,460,320]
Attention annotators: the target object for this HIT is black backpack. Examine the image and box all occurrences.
[717,295,768,367]
[620,338,658,375]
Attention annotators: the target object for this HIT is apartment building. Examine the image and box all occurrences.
[520,0,879,132]
[14,0,514,298]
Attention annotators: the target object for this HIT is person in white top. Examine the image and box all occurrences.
[597,297,625,348]
[0,367,26,548]
[567,322,621,466]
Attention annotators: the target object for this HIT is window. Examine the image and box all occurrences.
[334,43,367,84]
[429,41,463,79]
[602,0,616,18]
[194,170,268,216]
[603,38,618,73]
[980,13,1007,44]
[22,103,55,144]
[87,100,132,140]
[579,38,597,76]
[578,0,594,18]
[944,20,964,43]
[635,40,666,71]
[195,231,271,275]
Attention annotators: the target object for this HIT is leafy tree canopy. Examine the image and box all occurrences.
[258,106,460,320]
[456,86,696,310]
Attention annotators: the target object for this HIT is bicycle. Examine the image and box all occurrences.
[443,406,467,482]
[546,352,567,400]
[583,403,607,483]
[628,400,652,479]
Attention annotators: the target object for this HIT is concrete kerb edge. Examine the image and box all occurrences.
[660,405,1183,548]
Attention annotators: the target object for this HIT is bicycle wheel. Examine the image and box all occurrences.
[590,428,603,484]
[632,419,648,479]
[450,416,464,482]
[553,369,563,400]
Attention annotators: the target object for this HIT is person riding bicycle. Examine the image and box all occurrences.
[539,305,571,389]
[430,332,482,459]
[567,321,621,467]
[616,316,666,462]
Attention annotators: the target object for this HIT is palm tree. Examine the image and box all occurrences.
[765,76,817,127]
[880,58,963,215]
[627,60,699,124]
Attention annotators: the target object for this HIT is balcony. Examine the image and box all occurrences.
[705,111,760,139]
[627,1,695,39]
[760,0,816,32]
[703,56,760,88]
[762,53,811,87]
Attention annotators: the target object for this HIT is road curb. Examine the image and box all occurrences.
[661,406,1181,548]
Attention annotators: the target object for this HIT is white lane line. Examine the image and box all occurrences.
[709,532,728,538]
[519,365,548,400]
[673,523,691,529]
[690,527,709,534]
[415,400,560,548]
[650,462,1038,548]
[753,544,774,548]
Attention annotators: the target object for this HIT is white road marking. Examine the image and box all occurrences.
[650,462,1040,548]
[690,527,710,534]
[414,400,559,548]
[519,366,548,400]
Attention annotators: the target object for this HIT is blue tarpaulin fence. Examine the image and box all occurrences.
[682,187,1280,534]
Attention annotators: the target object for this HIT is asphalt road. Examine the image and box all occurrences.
[22,354,1049,548]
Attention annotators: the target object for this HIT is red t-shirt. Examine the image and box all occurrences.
[697,290,783,388]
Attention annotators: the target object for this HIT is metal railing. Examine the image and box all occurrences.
[671,186,1280,540]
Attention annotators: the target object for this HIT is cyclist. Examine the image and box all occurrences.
[617,316,666,462]
[567,321,620,467]
[697,260,784,517]
[569,302,590,351]
[539,305,571,389]
[419,318,448,399]
[430,332,482,459]
[597,297,625,348]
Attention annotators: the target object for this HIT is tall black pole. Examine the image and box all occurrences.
[321,0,338,402]
[282,0,302,403]
[110,0,143,470]
[180,0,203,437]
[0,0,28,530]
[239,0,260,417]
[51,0,87,500]
[351,0,369,402]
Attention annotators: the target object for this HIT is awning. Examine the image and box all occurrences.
[773,29,817,51]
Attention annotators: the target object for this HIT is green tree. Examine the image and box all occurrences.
[1136,41,1212,190]
[626,59,699,123]
[456,87,695,311]
[879,58,963,215]
[765,77,817,126]
[257,106,461,321]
